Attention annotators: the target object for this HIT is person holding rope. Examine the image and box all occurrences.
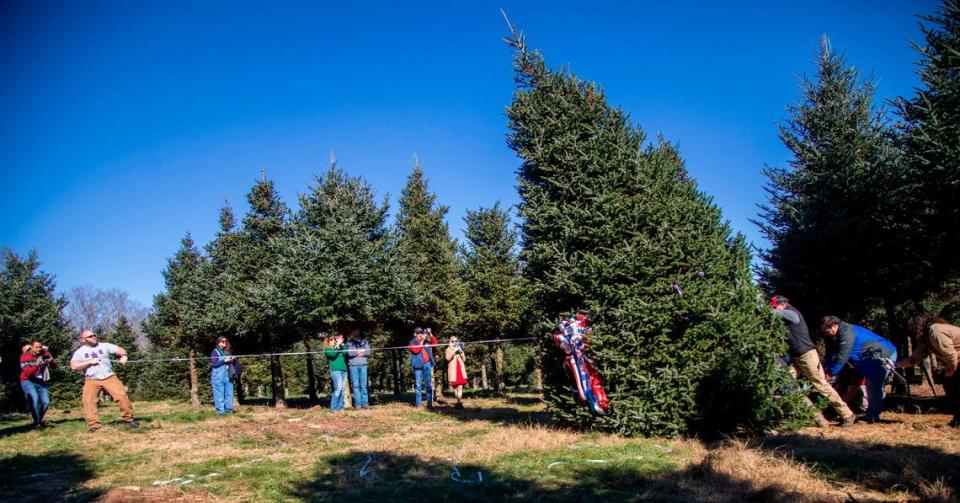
[771,295,855,427]
[408,327,437,408]
[324,333,349,412]
[445,336,468,410]
[69,329,139,432]
[210,336,237,415]
[19,339,57,429]
[821,316,897,424]
[347,329,370,409]
[896,314,960,427]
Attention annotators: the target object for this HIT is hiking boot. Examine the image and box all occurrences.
[89,425,102,433]
[840,415,856,428]
[455,402,464,410]
[128,420,140,429]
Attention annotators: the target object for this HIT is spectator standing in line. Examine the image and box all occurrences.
[19,339,57,429]
[324,333,349,412]
[408,327,437,408]
[347,329,371,409]
[445,336,469,409]
[897,314,960,427]
[771,295,855,427]
[69,329,139,432]
[210,336,237,415]
[821,316,897,424]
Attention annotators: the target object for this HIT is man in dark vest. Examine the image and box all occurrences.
[771,295,855,427]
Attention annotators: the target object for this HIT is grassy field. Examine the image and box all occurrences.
[0,392,957,502]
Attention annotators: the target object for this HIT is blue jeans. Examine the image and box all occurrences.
[413,364,433,407]
[21,380,50,426]
[330,370,347,411]
[211,366,235,414]
[861,350,896,421]
[349,365,368,408]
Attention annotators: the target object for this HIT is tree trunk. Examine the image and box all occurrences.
[533,348,544,391]
[494,342,506,396]
[393,350,403,397]
[432,347,444,403]
[270,354,287,408]
[304,335,318,402]
[481,355,489,390]
[188,349,200,408]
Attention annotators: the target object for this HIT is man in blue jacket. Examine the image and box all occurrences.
[821,316,897,424]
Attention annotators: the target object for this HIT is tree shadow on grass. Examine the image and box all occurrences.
[0,451,101,502]
[287,449,846,502]
[0,417,86,438]
[431,404,553,427]
[757,433,959,499]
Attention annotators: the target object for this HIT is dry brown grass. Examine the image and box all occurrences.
[2,396,957,502]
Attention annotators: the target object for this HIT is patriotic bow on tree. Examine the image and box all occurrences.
[552,314,609,415]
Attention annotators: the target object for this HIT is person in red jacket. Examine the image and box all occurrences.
[19,339,57,429]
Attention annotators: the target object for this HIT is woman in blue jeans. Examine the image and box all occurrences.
[324,333,349,412]
[211,336,236,415]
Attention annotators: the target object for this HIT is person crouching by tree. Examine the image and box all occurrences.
[896,314,960,427]
[324,333,349,412]
[347,329,370,409]
[771,295,856,427]
[821,316,897,424]
[211,336,237,415]
[69,329,138,432]
[445,336,468,410]
[19,339,57,429]
[408,327,437,408]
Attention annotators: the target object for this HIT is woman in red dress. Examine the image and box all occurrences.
[445,336,469,409]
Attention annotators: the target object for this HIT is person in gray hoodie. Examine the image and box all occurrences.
[347,329,371,408]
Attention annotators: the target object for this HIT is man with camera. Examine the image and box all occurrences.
[19,339,57,429]
[408,327,437,408]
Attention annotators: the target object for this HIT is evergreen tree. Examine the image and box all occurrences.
[395,160,466,331]
[0,249,72,407]
[461,203,527,395]
[756,37,905,330]
[505,31,803,436]
[108,315,138,390]
[395,160,466,399]
[232,175,296,407]
[145,234,212,407]
[272,162,401,401]
[896,1,960,299]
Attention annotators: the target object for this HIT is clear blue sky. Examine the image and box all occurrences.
[0,1,937,307]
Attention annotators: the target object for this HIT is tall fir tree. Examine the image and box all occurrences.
[505,30,803,436]
[145,234,211,407]
[896,1,960,302]
[0,249,72,407]
[461,203,527,396]
[756,37,905,332]
[395,160,465,331]
[272,162,401,400]
[232,175,296,407]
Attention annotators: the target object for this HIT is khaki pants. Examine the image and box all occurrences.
[790,349,854,420]
[82,375,134,427]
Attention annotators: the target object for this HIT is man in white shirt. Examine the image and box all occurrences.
[69,329,139,432]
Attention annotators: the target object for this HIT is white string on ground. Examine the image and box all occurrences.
[358,455,374,480]
[450,466,483,484]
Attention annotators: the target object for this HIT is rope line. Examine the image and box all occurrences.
[107,337,538,364]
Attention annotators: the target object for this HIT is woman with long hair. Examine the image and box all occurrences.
[897,313,960,427]
[324,333,349,412]
[211,336,236,415]
[445,336,469,409]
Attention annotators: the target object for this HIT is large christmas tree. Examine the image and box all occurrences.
[505,32,803,436]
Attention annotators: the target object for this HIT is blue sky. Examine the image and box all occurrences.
[1,1,937,307]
